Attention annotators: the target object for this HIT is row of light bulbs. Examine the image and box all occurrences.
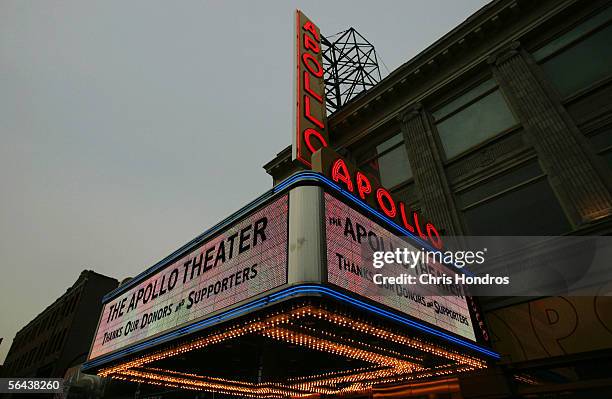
[99,303,487,397]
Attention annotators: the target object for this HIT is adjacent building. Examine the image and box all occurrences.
[2,270,118,379]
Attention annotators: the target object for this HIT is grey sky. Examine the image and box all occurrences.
[0,0,489,363]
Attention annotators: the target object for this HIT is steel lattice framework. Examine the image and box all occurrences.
[322,28,382,114]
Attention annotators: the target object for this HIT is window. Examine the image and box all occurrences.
[457,161,570,235]
[534,7,612,98]
[359,133,413,188]
[433,79,517,159]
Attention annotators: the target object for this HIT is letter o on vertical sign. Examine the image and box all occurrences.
[293,10,328,168]
[302,53,324,77]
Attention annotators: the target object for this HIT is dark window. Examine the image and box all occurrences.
[433,79,517,159]
[534,7,612,98]
[359,133,413,188]
[457,162,543,208]
[457,161,571,235]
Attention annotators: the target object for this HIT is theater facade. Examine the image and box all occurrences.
[83,0,612,397]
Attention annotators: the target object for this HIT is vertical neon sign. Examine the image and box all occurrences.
[293,10,329,168]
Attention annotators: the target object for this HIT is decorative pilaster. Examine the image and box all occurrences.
[489,42,612,225]
[400,105,463,235]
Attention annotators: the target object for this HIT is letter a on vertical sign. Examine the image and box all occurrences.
[293,10,329,168]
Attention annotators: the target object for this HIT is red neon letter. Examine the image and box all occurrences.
[302,53,323,77]
[332,158,354,192]
[303,72,323,103]
[304,34,320,53]
[304,96,324,129]
[302,21,320,41]
[398,202,415,233]
[426,223,442,249]
[356,172,371,200]
[303,128,327,154]
[376,188,397,218]
[413,212,427,240]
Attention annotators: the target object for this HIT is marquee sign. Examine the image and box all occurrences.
[88,195,289,360]
[82,177,495,375]
[325,192,476,341]
[293,10,329,168]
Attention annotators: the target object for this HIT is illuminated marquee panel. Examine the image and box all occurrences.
[88,195,288,360]
[324,193,476,341]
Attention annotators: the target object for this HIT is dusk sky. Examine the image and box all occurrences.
[0,0,489,363]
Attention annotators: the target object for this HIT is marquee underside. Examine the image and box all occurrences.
[95,298,488,398]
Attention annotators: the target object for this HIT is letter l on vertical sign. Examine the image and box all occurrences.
[293,10,329,168]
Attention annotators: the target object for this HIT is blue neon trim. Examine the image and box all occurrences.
[82,284,499,371]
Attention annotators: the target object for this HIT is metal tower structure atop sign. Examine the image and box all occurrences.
[322,28,382,114]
